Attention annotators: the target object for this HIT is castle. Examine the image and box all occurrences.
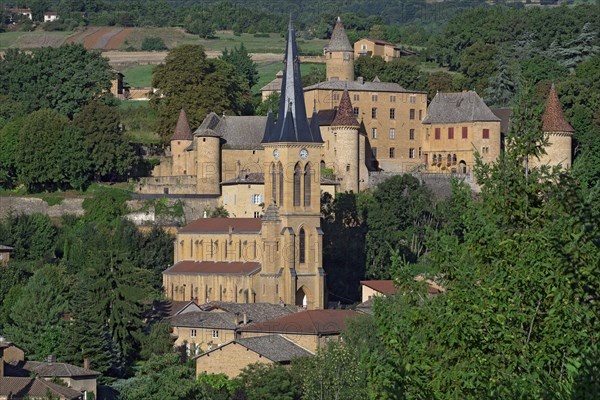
[152,18,574,310]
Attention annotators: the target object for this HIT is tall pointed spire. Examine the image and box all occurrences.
[171,108,193,141]
[262,19,322,143]
[542,83,574,133]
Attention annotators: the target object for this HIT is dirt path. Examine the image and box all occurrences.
[84,27,115,49]
[64,27,100,45]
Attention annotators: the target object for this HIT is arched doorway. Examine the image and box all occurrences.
[295,287,309,308]
[459,160,467,174]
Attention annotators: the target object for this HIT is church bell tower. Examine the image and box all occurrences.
[259,20,326,309]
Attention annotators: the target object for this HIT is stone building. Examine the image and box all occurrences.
[354,38,403,61]
[536,83,574,168]
[162,21,327,310]
[421,91,502,174]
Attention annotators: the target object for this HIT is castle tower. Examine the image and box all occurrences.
[331,88,360,192]
[539,83,574,168]
[170,108,193,176]
[260,20,326,309]
[325,17,354,82]
[193,125,222,195]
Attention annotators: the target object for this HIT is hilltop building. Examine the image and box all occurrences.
[162,21,328,310]
[354,38,416,61]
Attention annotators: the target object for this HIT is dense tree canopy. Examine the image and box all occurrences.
[152,44,252,143]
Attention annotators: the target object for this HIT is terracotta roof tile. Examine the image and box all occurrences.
[239,309,358,335]
[331,90,359,127]
[163,261,261,275]
[171,108,193,141]
[542,84,574,133]
[179,218,262,233]
[360,280,398,295]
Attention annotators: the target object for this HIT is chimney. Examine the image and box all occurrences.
[357,76,364,84]
[242,312,248,325]
[47,355,56,363]
[83,358,90,370]
[234,313,239,326]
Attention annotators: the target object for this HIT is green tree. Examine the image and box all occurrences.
[74,101,138,181]
[425,71,455,100]
[138,321,174,361]
[220,43,258,88]
[16,109,91,191]
[1,213,57,261]
[0,45,113,117]
[354,55,386,81]
[235,363,301,400]
[382,58,426,91]
[458,42,498,94]
[141,36,168,51]
[301,65,326,88]
[364,175,435,278]
[520,56,568,86]
[4,265,70,360]
[0,116,25,187]
[152,45,251,143]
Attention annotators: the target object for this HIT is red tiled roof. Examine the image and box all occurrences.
[239,309,358,335]
[163,261,261,275]
[171,108,193,141]
[331,90,359,127]
[542,83,574,133]
[179,218,262,233]
[360,280,399,295]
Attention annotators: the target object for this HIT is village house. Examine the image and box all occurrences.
[194,335,312,378]
[43,11,59,22]
[8,8,32,21]
[354,38,404,61]
[0,245,13,265]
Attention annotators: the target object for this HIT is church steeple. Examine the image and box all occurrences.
[262,20,322,143]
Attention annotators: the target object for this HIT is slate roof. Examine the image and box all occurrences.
[217,116,268,148]
[236,335,313,361]
[422,91,500,124]
[331,90,359,127]
[170,310,238,330]
[542,83,574,133]
[355,298,374,315]
[304,80,421,94]
[207,302,302,323]
[360,280,398,295]
[220,172,339,186]
[326,17,353,52]
[179,218,262,233]
[239,309,358,335]
[171,108,193,141]
[260,71,283,92]
[7,360,100,378]
[0,377,83,399]
[263,21,322,143]
[163,261,261,276]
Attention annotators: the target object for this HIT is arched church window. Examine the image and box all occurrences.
[271,162,276,203]
[304,163,311,207]
[299,227,306,264]
[278,162,284,206]
[320,160,326,170]
[293,163,301,207]
[432,154,437,163]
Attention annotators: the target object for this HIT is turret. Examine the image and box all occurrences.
[193,125,222,195]
[170,108,193,175]
[331,88,360,192]
[539,83,574,168]
[325,17,354,82]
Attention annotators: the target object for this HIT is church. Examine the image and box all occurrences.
[162,21,327,309]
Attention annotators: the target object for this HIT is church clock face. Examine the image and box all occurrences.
[299,148,308,160]
[273,149,279,160]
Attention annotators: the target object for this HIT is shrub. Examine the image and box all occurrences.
[141,37,168,51]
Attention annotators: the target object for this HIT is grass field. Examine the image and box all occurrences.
[0,30,73,49]
[122,64,155,87]
[118,28,327,54]
[117,100,161,144]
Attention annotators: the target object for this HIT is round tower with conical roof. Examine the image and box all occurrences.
[193,125,222,195]
[170,108,193,176]
[538,83,574,168]
[325,17,354,82]
[331,88,360,192]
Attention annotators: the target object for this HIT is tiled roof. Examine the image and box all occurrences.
[422,91,500,124]
[179,218,262,233]
[360,280,398,295]
[236,335,313,361]
[260,71,283,92]
[217,116,268,149]
[169,300,202,317]
[331,90,359,127]
[239,309,358,335]
[208,302,302,323]
[360,38,398,48]
[163,261,261,276]
[171,109,193,141]
[542,83,574,133]
[8,360,100,378]
[0,377,83,399]
[355,298,374,315]
[326,17,353,52]
[221,172,264,185]
[170,311,238,329]
[304,80,420,94]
